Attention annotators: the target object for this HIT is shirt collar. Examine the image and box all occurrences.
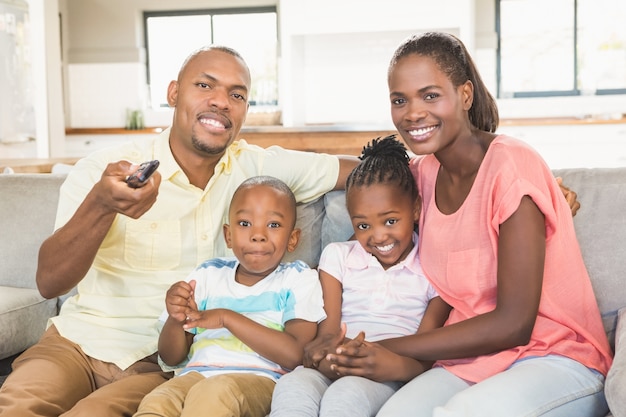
[153,128,247,183]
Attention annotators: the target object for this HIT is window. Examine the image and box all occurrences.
[497,0,626,98]
[143,7,278,109]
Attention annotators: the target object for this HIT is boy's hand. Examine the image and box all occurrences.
[183,308,226,330]
[165,280,196,323]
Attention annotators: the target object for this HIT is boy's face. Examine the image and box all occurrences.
[224,184,300,280]
[347,183,420,270]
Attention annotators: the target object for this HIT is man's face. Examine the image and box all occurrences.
[167,49,251,157]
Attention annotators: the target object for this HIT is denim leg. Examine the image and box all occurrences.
[378,355,608,417]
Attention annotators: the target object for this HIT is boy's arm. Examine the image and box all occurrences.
[184,309,316,370]
[158,316,194,366]
[158,280,196,366]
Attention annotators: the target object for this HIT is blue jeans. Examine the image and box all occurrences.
[377,355,608,417]
[270,367,401,417]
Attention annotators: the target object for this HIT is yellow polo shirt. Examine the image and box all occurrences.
[50,128,339,370]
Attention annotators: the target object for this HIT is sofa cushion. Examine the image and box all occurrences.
[322,190,353,249]
[283,195,326,268]
[553,168,626,349]
[0,174,66,289]
[606,307,626,417]
[0,286,57,359]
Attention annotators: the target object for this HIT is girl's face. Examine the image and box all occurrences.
[346,183,420,270]
[388,54,473,156]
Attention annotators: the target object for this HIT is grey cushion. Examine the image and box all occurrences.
[0,174,66,359]
[553,168,626,349]
[606,307,626,417]
[283,196,326,268]
[0,174,66,289]
[0,286,57,359]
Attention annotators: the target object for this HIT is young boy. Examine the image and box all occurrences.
[134,176,326,417]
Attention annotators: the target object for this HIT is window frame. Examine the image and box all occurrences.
[495,0,626,98]
[142,6,278,107]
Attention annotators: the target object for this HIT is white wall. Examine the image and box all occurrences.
[11,0,625,166]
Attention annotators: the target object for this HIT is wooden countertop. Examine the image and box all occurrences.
[63,115,626,137]
[4,116,624,173]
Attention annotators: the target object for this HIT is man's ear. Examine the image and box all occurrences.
[223,224,233,249]
[167,80,178,107]
[287,228,301,253]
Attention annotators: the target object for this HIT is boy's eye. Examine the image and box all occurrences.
[238,220,251,227]
[424,92,439,100]
[197,82,211,89]
[356,223,369,231]
[268,222,280,229]
[232,93,246,101]
[391,97,406,105]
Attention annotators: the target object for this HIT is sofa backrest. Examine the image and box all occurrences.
[553,167,626,348]
[0,174,67,289]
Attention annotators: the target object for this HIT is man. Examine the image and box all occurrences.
[0,46,357,417]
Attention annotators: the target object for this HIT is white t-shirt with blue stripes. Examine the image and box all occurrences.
[159,257,326,381]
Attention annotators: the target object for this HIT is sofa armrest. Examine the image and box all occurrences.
[606,307,626,417]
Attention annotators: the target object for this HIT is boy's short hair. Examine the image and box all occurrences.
[231,176,297,224]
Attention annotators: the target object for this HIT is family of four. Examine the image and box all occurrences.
[0,31,611,417]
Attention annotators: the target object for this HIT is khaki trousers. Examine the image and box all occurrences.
[0,325,172,417]
[135,371,275,417]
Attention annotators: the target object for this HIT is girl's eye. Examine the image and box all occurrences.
[237,220,251,227]
[268,222,280,229]
[385,219,398,226]
[391,97,406,105]
[356,223,369,231]
[424,92,439,101]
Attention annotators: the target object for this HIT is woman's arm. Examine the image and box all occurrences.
[326,296,452,381]
[381,196,546,360]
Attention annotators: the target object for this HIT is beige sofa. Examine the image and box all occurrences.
[0,169,625,416]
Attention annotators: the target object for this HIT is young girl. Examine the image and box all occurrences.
[327,32,613,416]
[270,135,450,417]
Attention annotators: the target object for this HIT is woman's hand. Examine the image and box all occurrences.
[556,177,580,216]
[326,331,426,382]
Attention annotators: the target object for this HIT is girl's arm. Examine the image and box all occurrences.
[302,269,344,369]
[379,196,546,360]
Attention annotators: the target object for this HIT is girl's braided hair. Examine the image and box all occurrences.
[346,134,418,200]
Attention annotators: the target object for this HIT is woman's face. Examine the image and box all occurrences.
[388,54,472,156]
